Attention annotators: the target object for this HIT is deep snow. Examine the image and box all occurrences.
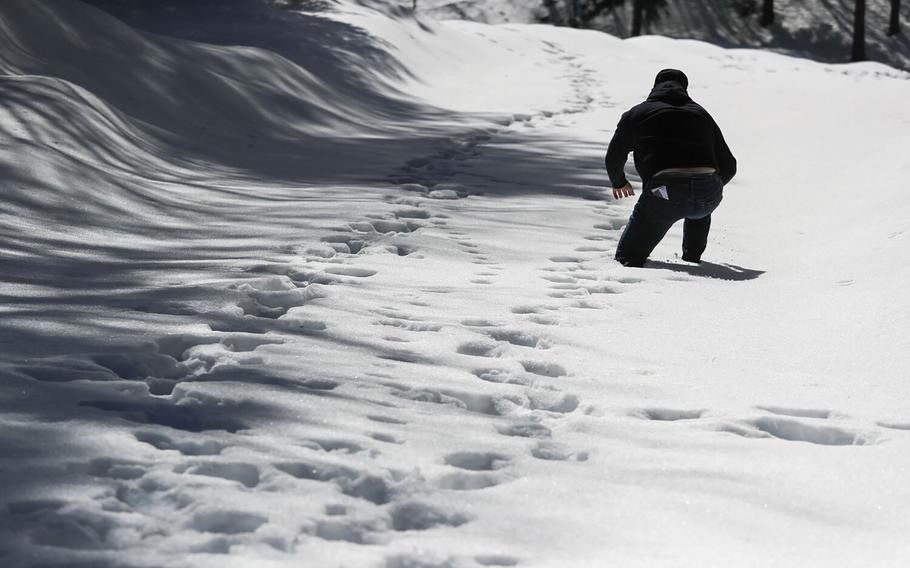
[2,1,910,567]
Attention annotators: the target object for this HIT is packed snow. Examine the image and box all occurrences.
[2,0,910,566]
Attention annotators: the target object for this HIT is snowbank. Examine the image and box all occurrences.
[2,0,910,566]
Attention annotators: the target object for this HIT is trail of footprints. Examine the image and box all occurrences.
[11,47,902,566]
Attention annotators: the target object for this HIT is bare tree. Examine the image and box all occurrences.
[888,0,901,36]
[851,0,866,61]
[760,0,774,27]
[628,0,666,36]
[631,0,644,36]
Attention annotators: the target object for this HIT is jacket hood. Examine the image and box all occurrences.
[647,82,692,105]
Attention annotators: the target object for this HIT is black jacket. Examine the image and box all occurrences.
[605,81,737,189]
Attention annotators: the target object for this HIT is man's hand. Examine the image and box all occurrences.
[613,182,635,200]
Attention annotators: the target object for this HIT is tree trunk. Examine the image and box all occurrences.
[567,0,581,28]
[889,0,901,36]
[852,0,866,61]
[631,0,643,36]
[760,0,774,27]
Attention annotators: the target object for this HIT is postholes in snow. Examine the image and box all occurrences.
[394,208,431,220]
[434,471,503,491]
[134,431,225,456]
[484,329,548,349]
[78,396,249,433]
[519,360,567,378]
[369,432,403,445]
[392,387,518,417]
[638,408,706,422]
[530,441,588,462]
[757,406,833,419]
[444,452,510,471]
[526,391,579,414]
[189,509,268,534]
[740,417,879,446]
[456,340,501,358]
[389,501,469,531]
[527,314,559,326]
[348,219,422,235]
[594,218,627,231]
[79,457,147,480]
[305,438,370,454]
[174,461,261,488]
[549,256,586,264]
[461,318,500,327]
[497,422,552,439]
[472,368,529,386]
[273,461,392,505]
[510,305,553,315]
[314,518,385,544]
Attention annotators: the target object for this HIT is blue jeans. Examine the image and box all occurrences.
[615,173,723,266]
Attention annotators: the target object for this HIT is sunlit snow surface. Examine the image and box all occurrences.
[2,1,910,566]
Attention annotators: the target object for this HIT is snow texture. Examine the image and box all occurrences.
[2,0,910,566]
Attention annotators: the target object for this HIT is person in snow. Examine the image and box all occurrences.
[605,68,736,267]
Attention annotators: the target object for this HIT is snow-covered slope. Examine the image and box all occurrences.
[2,0,910,566]
[418,0,910,71]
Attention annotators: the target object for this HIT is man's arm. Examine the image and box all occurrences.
[605,112,633,190]
[714,123,737,185]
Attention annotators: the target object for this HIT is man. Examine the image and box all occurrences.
[605,69,736,267]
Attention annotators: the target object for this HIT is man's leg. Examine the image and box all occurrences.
[681,215,711,262]
[615,198,675,267]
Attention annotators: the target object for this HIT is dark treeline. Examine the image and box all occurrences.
[536,0,903,62]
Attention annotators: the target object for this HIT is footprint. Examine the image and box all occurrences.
[497,422,552,439]
[472,368,529,386]
[274,461,391,504]
[369,432,403,445]
[520,360,567,378]
[638,408,705,421]
[757,406,832,419]
[174,462,260,488]
[134,431,226,456]
[444,452,510,471]
[485,330,546,349]
[189,510,268,534]
[461,318,499,327]
[434,472,502,491]
[367,415,408,425]
[748,417,877,446]
[527,391,579,413]
[530,441,587,462]
[389,501,469,531]
[457,341,501,358]
[395,208,431,220]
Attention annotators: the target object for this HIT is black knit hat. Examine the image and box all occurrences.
[654,68,688,89]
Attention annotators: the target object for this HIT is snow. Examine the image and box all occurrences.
[2,0,910,566]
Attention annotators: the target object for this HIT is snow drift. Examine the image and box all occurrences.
[2,0,910,566]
